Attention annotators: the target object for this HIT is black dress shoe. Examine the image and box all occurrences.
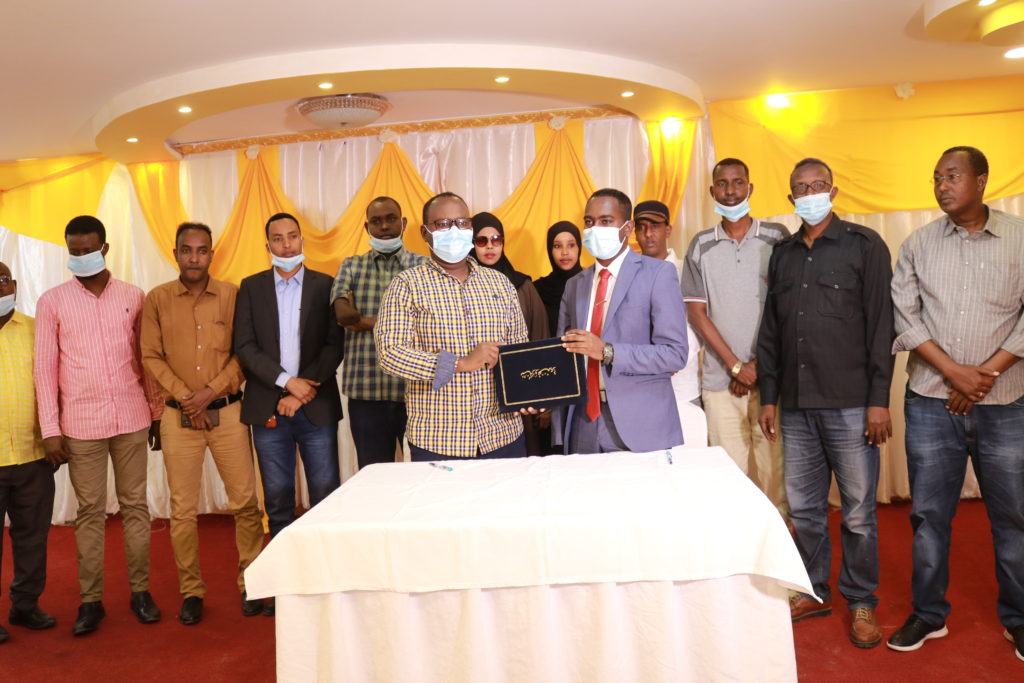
[0,624,9,643]
[130,591,161,624]
[72,602,106,636]
[241,591,263,617]
[9,605,57,630]
[178,596,203,626]
[262,597,275,617]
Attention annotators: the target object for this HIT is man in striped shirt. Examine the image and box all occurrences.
[375,192,528,460]
[888,146,1024,662]
[34,216,164,636]
[0,262,56,643]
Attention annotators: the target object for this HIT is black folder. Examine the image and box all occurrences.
[492,337,588,412]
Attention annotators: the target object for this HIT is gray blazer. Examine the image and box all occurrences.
[552,250,688,452]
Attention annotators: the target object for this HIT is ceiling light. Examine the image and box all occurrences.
[126,137,139,143]
[318,82,333,90]
[494,76,510,84]
[978,0,997,6]
[766,94,791,108]
[1006,46,1024,57]
[621,91,635,98]
[298,93,392,129]
[177,106,192,114]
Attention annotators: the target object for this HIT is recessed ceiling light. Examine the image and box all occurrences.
[1005,46,1024,58]
[766,93,791,108]
[621,91,635,98]
[177,106,192,114]
[318,82,333,89]
[978,0,997,6]
[494,76,510,84]
[126,137,139,143]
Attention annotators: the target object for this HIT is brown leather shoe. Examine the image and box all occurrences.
[790,593,832,622]
[850,607,882,648]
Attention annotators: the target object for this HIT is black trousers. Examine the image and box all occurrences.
[0,458,55,610]
[347,399,407,470]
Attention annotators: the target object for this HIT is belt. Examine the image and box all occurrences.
[165,391,242,411]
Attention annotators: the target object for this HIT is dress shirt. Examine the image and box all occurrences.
[375,259,528,458]
[330,247,426,401]
[141,277,245,402]
[584,247,630,331]
[0,312,45,466]
[892,208,1024,404]
[34,277,162,440]
[274,266,304,388]
[757,216,894,410]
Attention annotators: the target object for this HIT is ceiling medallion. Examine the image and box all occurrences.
[297,93,392,129]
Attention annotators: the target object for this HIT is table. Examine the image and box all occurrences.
[245,447,812,682]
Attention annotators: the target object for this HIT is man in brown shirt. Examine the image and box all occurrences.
[141,223,264,626]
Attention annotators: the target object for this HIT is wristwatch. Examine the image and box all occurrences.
[730,360,744,377]
[602,343,615,366]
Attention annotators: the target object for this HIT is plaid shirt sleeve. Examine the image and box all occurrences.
[375,271,443,382]
[330,259,352,304]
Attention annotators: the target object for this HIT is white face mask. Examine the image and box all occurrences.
[793,192,833,226]
[582,222,627,260]
[67,249,106,277]
[369,235,403,254]
[271,252,305,271]
[0,293,15,317]
[714,188,752,223]
[430,226,474,264]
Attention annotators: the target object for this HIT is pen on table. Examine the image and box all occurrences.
[428,462,454,472]
[665,450,673,465]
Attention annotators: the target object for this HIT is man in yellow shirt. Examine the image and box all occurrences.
[0,261,56,643]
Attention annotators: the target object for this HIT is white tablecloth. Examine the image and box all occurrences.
[246,447,812,682]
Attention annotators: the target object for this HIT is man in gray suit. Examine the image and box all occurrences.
[553,188,689,453]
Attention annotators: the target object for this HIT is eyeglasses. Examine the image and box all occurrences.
[427,217,472,231]
[473,235,504,247]
[367,214,402,226]
[0,276,12,286]
[931,173,963,186]
[790,180,832,195]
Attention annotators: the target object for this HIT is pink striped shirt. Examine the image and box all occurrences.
[34,276,163,440]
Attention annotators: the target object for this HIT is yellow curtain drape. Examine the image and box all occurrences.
[637,119,696,219]
[127,161,189,265]
[210,143,435,284]
[709,74,1024,217]
[493,121,597,278]
[0,155,117,245]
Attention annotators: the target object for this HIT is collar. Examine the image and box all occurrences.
[941,206,1000,238]
[274,265,305,287]
[1,310,28,329]
[426,254,479,280]
[174,276,220,297]
[595,245,631,280]
[369,245,405,262]
[795,214,842,243]
[714,217,761,242]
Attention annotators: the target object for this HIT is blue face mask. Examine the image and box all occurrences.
[0,293,14,317]
[369,235,403,254]
[67,249,106,277]
[582,222,627,260]
[271,252,305,271]
[794,192,833,226]
[714,192,751,223]
[429,226,474,264]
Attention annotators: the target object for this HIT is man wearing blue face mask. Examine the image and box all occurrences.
[234,212,343,617]
[331,197,425,469]
[553,188,689,454]
[756,158,894,649]
[375,192,529,460]
[682,158,790,516]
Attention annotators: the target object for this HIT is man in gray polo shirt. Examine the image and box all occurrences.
[681,158,789,513]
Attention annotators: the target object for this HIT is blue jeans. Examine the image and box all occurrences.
[409,434,526,461]
[905,388,1024,629]
[781,407,880,609]
[347,399,407,470]
[251,409,340,538]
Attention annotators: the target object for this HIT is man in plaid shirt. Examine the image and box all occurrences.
[332,197,426,469]
[375,192,529,460]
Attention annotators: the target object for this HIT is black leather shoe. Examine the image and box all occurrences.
[130,591,161,624]
[0,624,9,643]
[72,602,106,636]
[178,596,203,626]
[241,591,263,617]
[9,605,57,630]
[262,597,275,617]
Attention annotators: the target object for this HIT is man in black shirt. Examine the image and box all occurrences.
[757,158,894,649]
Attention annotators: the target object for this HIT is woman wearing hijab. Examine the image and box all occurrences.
[532,221,583,336]
[471,212,550,341]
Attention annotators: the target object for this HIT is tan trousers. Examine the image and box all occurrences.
[161,402,264,598]
[65,428,151,602]
[702,388,788,517]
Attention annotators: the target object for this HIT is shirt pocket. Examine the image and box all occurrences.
[211,320,232,352]
[816,272,859,319]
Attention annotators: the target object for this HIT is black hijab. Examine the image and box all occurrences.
[471,212,530,289]
[532,221,583,334]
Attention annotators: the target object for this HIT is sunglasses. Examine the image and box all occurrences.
[473,235,504,247]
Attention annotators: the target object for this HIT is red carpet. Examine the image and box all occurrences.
[2,503,1020,680]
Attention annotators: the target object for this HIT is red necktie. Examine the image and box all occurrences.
[586,269,611,421]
